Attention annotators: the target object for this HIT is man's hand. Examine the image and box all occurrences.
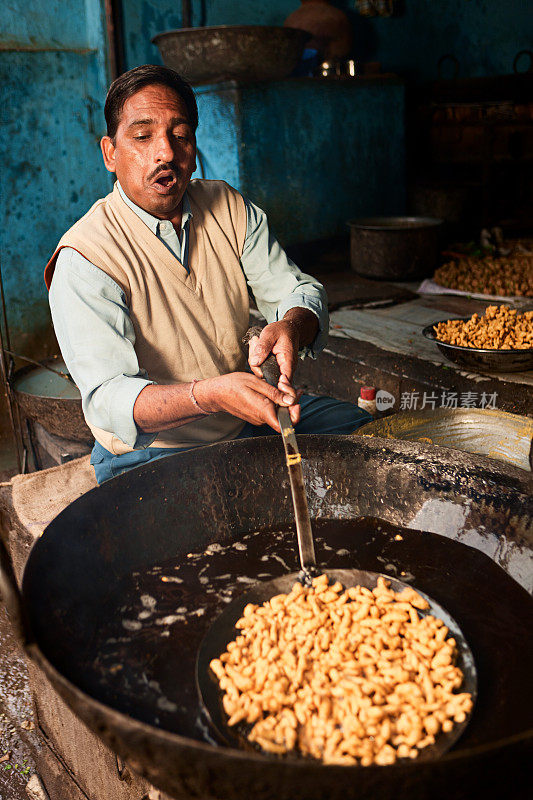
[134,371,302,434]
[134,308,320,434]
[195,372,299,430]
[248,320,299,387]
[248,307,319,384]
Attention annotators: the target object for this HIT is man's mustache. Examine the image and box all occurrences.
[147,164,181,182]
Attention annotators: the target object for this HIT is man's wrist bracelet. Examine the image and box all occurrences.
[189,379,210,415]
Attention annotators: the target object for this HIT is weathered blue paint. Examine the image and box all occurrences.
[121,0,183,73]
[0,2,111,347]
[194,84,242,186]
[0,0,92,50]
[201,0,293,27]
[195,77,405,246]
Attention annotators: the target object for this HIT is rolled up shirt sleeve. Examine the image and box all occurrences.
[49,248,156,449]
[241,198,329,358]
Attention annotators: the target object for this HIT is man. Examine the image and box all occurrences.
[46,65,370,483]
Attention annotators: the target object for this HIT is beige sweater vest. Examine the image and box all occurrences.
[45,180,250,454]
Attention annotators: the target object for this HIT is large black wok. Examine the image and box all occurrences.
[1,435,532,800]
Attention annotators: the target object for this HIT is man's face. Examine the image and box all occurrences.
[101,84,197,219]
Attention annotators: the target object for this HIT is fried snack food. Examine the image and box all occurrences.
[433,255,533,297]
[209,575,473,766]
[433,305,533,350]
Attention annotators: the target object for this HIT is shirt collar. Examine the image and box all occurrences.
[116,181,192,234]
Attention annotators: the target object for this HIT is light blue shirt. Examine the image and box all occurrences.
[49,182,328,449]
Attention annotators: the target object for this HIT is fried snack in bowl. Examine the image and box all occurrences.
[209,575,473,766]
[433,306,533,351]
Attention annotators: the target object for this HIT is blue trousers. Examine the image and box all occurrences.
[90,394,372,484]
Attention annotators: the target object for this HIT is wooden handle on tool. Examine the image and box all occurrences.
[242,326,281,388]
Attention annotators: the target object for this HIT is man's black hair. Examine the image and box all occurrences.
[104,64,199,139]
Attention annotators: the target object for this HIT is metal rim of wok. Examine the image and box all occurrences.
[197,568,478,760]
[2,435,532,800]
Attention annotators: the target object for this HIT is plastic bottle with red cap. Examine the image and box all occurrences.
[358,385,377,417]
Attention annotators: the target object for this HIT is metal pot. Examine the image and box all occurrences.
[11,358,91,444]
[152,26,309,86]
[348,216,444,281]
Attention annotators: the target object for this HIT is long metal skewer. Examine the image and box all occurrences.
[243,327,316,582]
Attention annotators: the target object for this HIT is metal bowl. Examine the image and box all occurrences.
[152,25,309,86]
[422,319,533,373]
[11,358,92,443]
[348,217,444,281]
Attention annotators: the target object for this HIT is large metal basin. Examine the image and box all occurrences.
[11,358,91,443]
[152,25,309,85]
[3,436,531,800]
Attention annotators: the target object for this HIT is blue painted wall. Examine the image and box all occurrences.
[196,77,405,245]
[1,0,94,49]
[195,85,242,187]
[0,1,111,349]
[121,0,184,75]
[237,77,405,244]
